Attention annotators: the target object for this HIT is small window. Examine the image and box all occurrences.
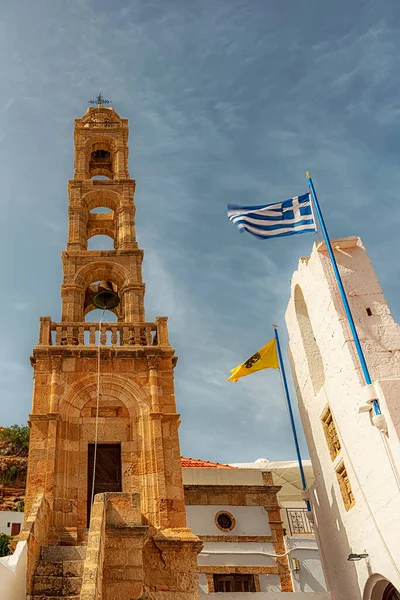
[321,406,341,461]
[366,308,372,316]
[336,461,355,511]
[213,574,255,593]
[215,511,235,532]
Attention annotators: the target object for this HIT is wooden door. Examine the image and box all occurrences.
[11,522,21,536]
[87,443,122,525]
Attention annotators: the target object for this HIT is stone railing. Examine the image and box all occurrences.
[80,492,148,600]
[37,316,170,348]
[80,494,106,600]
[18,493,51,595]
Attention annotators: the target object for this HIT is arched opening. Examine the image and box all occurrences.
[87,206,116,250]
[82,189,122,213]
[383,584,400,600]
[294,284,325,394]
[87,137,115,179]
[90,207,112,214]
[367,576,400,600]
[74,261,131,322]
[87,234,115,250]
[85,308,118,323]
[84,279,120,318]
[91,174,111,180]
[76,261,129,292]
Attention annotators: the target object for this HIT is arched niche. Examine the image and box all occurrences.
[294,284,325,395]
[56,374,151,531]
[59,373,150,422]
[82,189,123,212]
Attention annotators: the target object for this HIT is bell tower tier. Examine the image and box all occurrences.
[24,104,202,600]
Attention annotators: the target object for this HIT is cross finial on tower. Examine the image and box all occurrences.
[88,92,111,108]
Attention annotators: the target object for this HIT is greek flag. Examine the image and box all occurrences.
[227,193,316,240]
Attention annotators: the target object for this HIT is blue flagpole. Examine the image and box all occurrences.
[273,325,311,511]
[306,172,380,416]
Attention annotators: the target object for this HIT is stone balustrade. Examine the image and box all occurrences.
[37,317,170,348]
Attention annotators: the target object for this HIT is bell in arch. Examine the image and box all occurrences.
[92,281,120,310]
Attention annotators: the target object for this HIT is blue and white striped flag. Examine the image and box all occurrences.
[227,193,316,240]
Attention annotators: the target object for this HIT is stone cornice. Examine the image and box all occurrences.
[29,413,61,422]
[199,535,273,543]
[199,565,279,575]
[184,484,281,494]
[32,347,175,360]
[184,484,281,507]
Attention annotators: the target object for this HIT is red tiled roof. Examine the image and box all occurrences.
[181,457,235,469]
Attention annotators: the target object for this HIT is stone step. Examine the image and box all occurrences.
[35,560,84,577]
[32,575,82,597]
[40,545,86,562]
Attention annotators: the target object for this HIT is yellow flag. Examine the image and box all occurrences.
[227,338,279,382]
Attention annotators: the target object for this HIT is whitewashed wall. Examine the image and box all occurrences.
[186,505,271,537]
[286,537,326,593]
[0,541,26,600]
[0,511,24,535]
[199,542,276,567]
[285,237,400,600]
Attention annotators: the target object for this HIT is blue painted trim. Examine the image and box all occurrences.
[307,176,380,416]
[274,326,311,511]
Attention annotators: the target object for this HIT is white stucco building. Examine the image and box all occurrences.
[285,237,400,600]
[182,456,328,597]
[0,510,24,536]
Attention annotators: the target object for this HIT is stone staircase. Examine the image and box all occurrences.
[28,546,86,599]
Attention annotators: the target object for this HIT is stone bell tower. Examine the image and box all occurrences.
[23,100,202,600]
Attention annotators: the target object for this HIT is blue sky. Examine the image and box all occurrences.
[1,0,400,463]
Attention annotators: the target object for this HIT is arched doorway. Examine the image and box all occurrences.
[365,575,400,600]
[383,584,400,600]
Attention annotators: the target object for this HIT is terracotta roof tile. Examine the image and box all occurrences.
[181,456,235,469]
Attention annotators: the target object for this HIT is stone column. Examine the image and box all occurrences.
[38,316,52,346]
[74,147,88,180]
[116,206,135,249]
[49,356,62,413]
[114,146,129,178]
[266,503,294,592]
[45,415,59,499]
[121,285,144,322]
[147,356,168,528]
[25,415,49,516]
[156,316,170,347]
[67,206,88,250]
[148,356,160,412]
[61,284,85,322]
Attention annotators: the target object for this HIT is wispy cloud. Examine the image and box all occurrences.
[0,0,399,462]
